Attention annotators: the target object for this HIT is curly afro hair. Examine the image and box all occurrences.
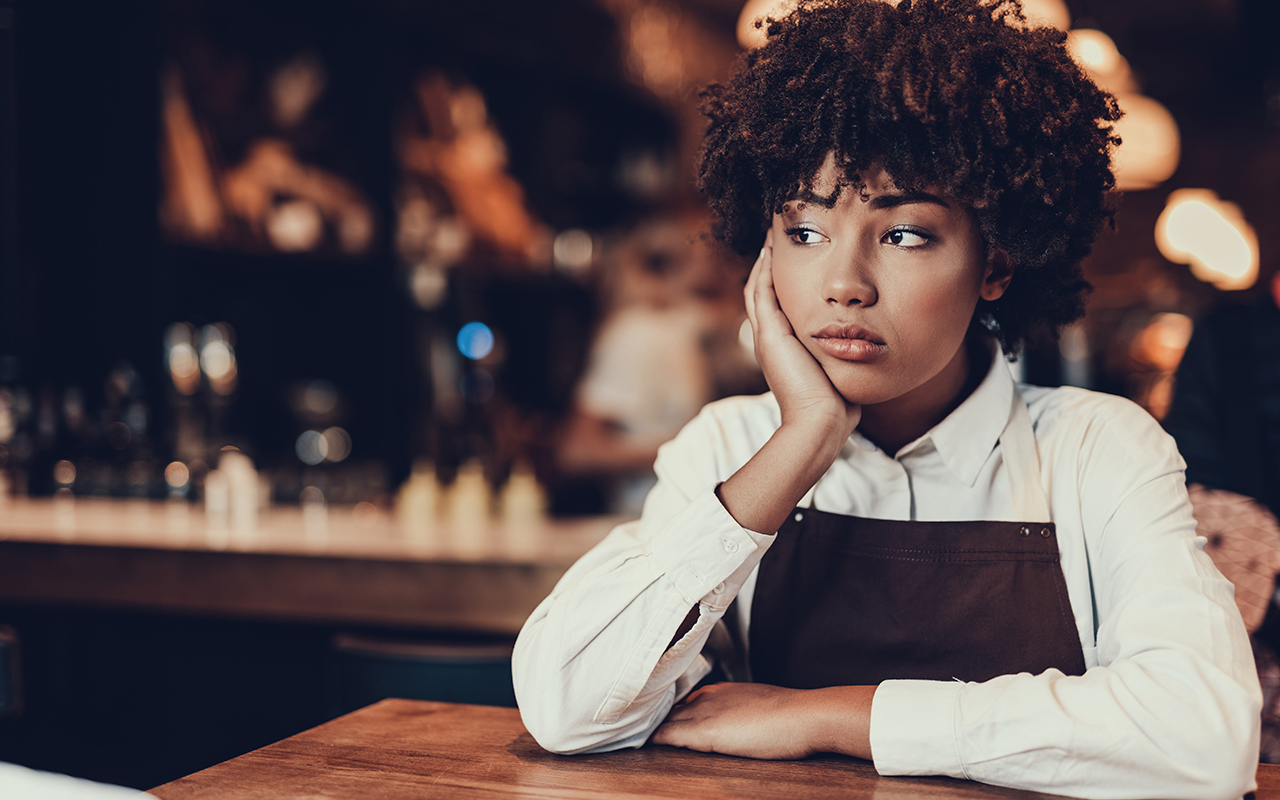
[697,0,1121,352]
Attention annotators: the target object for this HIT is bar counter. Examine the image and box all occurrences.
[151,699,1280,800]
[0,497,620,633]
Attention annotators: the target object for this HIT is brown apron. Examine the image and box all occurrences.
[742,388,1087,687]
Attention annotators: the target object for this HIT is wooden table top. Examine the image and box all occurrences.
[149,699,1280,799]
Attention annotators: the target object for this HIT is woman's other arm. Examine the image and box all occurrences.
[870,394,1261,800]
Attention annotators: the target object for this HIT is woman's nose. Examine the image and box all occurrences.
[823,255,877,307]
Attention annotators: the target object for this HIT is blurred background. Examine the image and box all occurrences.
[1,0,1279,790]
[4,0,1280,511]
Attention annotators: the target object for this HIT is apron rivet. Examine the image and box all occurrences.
[1020,526,1031,537]
[1040,527,1051,538]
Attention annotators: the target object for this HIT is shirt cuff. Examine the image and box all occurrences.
[870,679,966,779]
[645,489,773,609]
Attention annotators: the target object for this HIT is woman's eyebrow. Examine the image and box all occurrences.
[869,191,951,210]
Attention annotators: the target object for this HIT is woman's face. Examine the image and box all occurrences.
[769,159,1010,413]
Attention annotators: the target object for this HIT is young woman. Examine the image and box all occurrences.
[513,1,1262,796]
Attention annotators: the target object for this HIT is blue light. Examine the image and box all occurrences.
[456,322,495,360]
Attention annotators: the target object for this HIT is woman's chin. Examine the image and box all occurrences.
[830,382,889,408]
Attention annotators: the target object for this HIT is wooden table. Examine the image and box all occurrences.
[0,498,619,633]
[149,699,1280,799]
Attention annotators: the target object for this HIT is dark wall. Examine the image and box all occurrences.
[7,0,161,394]
[0,0,676,490]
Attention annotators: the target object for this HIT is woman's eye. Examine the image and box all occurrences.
[884,228,930,248]
[786,227,826,245]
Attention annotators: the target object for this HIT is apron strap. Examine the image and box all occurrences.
[1001,386,1052,523]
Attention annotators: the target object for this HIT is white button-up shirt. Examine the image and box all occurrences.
[514,352,1262,799]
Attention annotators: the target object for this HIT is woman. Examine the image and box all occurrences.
[513,2,1261,797]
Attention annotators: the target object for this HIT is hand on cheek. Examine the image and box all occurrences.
[745,229,861,442]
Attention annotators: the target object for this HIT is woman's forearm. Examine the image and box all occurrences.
[716,420,849,535]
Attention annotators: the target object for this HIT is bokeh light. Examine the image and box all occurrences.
[295,429,328,466]
[53,459,76,486]
[552,229,594,273]
[322,426,352,463]
[410,264,449,310]
[268,52,326,129]
[1112,94,1181,191]
[299,485,325,506]
[737,0,796,49]
[626,4,687,97]
[1129,312,1195,420]
[0,391,13,444]
[266,198,324,252]
[1131,312,1194,373]
[200,323,238,395]
[353,501,380,528]
[456,321,495,361]
[63,387,85,432]
[300,379,339,418]
[201,340,234,381]
[165,461,191,489]
[1018,0,1070,30]
[1065,29,1134,92]
[1156,189,1259,291]
[166,321,201,396]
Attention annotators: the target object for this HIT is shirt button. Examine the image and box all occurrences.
[712,582,725,595]
[794,512,804,522]
[722,538,739,554]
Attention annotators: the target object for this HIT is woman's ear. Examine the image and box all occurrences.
[980,249,1013,302]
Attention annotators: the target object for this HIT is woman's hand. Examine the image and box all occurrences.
[651,682,875,761]
[712,231,863,535]
[745,230,860,444]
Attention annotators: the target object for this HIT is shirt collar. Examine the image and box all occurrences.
[896,338,1015,487]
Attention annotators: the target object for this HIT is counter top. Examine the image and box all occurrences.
[0,498,620,633]
[0,496,621,565]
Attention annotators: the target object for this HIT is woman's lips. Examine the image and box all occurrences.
[812,324,887,362]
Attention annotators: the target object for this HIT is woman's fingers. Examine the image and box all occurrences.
[748,233,785,347]
[752,233,794,339]
[744,231,771,334]
[744,248,761,333]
